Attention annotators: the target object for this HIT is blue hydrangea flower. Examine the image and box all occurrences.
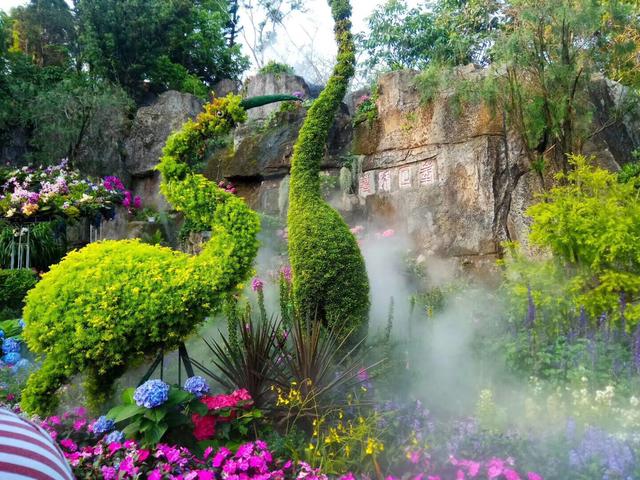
[10,358,31,374]
[18,319,25,330]
[183,376,210,398]
[133,379,170,408]
[2,338,20,354]
[93,416,116,435]
[104,430,125,444]
[0,330,5,340]
[2,352,21,365]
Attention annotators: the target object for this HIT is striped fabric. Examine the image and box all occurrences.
[0,408,75,480]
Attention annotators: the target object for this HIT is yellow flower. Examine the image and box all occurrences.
[21,203,39,216]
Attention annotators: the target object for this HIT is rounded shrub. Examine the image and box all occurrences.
[287,0,369,338]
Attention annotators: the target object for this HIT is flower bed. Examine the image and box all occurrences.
[0,160,140,223]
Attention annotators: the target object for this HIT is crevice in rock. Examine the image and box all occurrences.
[492,112,527,254]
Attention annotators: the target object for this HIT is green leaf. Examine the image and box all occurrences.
[108,404,145,423]
[164,411,190,428]
[122,422,140,438]
[144,408,167,422]
[144,422,168,446]
[190,401,208,416]
[165,388,191,407]
[122,387,135,405]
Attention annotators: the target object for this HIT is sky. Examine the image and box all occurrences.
[0,0,421,83]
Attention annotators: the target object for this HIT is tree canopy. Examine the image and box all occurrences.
[0,0,249,167]
[358,0,499,72]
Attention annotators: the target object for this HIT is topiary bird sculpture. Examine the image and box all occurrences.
[20,92,299,416]
[288,0,370,338]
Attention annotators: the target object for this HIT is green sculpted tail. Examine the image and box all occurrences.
[287,0,370,338]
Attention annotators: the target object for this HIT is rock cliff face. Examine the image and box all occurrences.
[352,69,535,277]
[198,69,636,279]
[125,91,205,210]
[22,70,633,277]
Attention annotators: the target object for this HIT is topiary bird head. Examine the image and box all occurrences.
[158,93,301,181]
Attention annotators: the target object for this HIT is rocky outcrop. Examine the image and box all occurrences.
[18,69,635,280]
[350,69,532,277]
[125,91,204,210]
[211,68,638,279]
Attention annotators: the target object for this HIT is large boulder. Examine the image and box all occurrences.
[125,91,204,210]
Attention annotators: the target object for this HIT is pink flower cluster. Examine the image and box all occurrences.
[393,450,543,480]
[356,95,371,108]
[0,160,142,221]
[218,180,238,195]
[252,277,264,292]
[57,434,312,480]
[122,190,142,210]
[192,389,253,441]
[280,265,292,283]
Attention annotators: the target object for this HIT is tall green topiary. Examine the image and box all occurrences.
[287,0,369,337]
[20,93,298,415]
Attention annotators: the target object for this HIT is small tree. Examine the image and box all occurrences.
[486,0,639,172]
[358,0,499,73]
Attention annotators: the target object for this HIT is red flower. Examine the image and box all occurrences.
[201,394,238,411]
[192,414,216,441]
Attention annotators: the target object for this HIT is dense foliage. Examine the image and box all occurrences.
[358,0,499,73]
[0,268,37,320]
[503,155,640,332]
[0,161,137,223]
[258,61,295,76]
[75,0,248,100]
[0,0,247,168]
[288,0,370,338]
[485,0,640,171]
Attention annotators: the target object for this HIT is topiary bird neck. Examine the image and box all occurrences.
[288,0,355,201]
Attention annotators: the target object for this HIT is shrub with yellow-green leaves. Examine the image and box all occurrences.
[21,94,261,416]
[502,154,640,332]
[287,0,370,339]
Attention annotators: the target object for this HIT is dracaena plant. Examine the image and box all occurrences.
[193,312,285,409]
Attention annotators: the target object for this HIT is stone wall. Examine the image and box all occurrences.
[20,69,635,277]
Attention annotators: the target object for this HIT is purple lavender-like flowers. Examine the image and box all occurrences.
[568,426,635,478]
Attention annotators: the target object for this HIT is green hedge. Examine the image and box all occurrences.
[287,0,370,338]
[0,269,38,320]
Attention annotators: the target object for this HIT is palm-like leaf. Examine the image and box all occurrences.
[191,314,284,408]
